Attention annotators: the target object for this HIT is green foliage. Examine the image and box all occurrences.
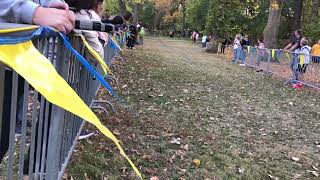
[127,0,320,43]
[205,1,243,37]
[304,20,320,43]
[140,1,156,28]
[185,0,210,30]
[105,0,120,16]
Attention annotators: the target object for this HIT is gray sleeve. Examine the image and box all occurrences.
[0,0,39,24]
[0,0,64,24]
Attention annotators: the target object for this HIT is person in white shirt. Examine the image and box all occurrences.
[293,37,312,88]
[201,35,207,48]
[233,33,241,62]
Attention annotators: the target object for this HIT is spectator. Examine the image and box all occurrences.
[233,33,241,62]
[240,35,250,66]
[220,38,230,54]
[127,23,137,49]
[256,38,265,72]
[0,0,75,165]
[195,32,199,44]
[66,0,106,58]
[0,0,75,33]
[311,40,320,63]
[139,25,145,46]
[283,29,303,83]
[201,34,207,48]
[293,37,311,89]
[192,31,196,44]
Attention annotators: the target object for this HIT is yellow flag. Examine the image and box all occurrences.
[272,49,275,59]
[80,36,111,75]
[299,54,305,65]
[0,25,38,33]
[0,41,142,179]
[285,53,291,61]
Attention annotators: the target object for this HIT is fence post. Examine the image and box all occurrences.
[45,38,66,180]
[0,63,4,141]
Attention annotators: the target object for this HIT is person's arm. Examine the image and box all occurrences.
[283,43,293,51]
[0,0,39,24]
[0,0,74,33]
[288,43,299,52]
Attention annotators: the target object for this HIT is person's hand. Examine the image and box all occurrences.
[47,1,69,10]
[32,2,75,34]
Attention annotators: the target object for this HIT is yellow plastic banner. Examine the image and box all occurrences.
[110,35,122,51]
[285,53,291,61]
[0,41,142,179]
[0,25,38,33]
[300,54,305,65]
[80,36,111,75]
[272,49,275,59]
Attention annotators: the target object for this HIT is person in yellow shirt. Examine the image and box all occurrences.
[311,40,320,63]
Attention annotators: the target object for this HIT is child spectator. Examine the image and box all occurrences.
[201,35,207,48]
[195,32,199,44]
[233,34,241,62]
[139,25,145,46]
[256,38,265,72]
[127,23,137,49]
[293,37,311,89]
[221,38,230,53]
[311,40,320,63]
[192,31,196,44]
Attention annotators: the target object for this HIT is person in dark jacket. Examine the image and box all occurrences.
[240,35,250,66]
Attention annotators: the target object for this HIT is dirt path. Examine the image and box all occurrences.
[68,37,320,180]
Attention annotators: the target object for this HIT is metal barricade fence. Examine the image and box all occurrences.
[0,27,122,179]
[216,44,320,89]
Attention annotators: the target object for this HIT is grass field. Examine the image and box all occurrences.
[66,37,320,180]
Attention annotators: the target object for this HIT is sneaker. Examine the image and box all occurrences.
[239,63,246,67]
[78,130,94,140]
[292,83,302,89]
[297,83,303,88]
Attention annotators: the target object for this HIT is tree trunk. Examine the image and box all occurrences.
[290,0,303,32]
[152,10,164,30]
[133,3,143,25]
[263,0,284,48]
[182,5,186,31]
[311,0,320,23]
[118,0,127,16]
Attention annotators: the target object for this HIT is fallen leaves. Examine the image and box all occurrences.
[268,174,279,180]
[291,157,300,162]
[238,167,245,174]
[193,159,201,167]
[142,154,152,161]
[307,170,319,177]
[170,138,181,145]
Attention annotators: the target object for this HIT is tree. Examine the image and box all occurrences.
[290,0,304,32]
[118,0,127,16]
[311,0,320,23]
[133,3,144,25]
[263,0,284,48]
